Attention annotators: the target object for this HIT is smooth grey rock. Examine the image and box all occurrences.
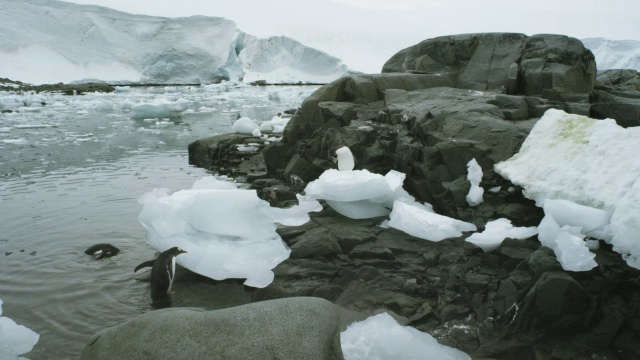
[81,297,346,360]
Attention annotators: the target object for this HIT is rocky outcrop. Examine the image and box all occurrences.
[591,69,640,127]
[382,33,596,97]
[184,32,640,359]
[81,297,351,360]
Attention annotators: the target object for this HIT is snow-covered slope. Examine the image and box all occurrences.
[0,0,348,84]
[583,38,640,71]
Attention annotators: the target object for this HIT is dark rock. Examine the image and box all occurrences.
[80,297,347,360]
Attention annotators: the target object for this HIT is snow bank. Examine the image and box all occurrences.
[495,109,640,268]
[340,312,470,360]
[138,176,321,288]
[0,299,40,360]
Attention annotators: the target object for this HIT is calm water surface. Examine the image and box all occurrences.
[0,84,317,359]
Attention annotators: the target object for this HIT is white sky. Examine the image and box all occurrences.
[60,0,640,72]
[61,0,640,38]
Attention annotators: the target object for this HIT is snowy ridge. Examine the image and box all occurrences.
[0,0,349,84]
[582,38,640,71]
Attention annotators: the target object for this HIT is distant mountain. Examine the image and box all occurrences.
[582,38,640,71]
[0,0,349,84]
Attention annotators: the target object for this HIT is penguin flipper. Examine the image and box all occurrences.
[134,259,156,273]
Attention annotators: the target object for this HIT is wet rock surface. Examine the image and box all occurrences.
[184,33,640,359]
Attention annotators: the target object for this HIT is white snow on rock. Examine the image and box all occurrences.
[0,299,40,360]
[495,109,640,269]
[340,312,471,360]
[138,176,321,288]
[465,218,538,252]
[466,158,484,206]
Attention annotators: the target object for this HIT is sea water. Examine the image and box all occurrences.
[0,84,317,359]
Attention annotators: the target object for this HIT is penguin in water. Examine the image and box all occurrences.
[85,243,120,259]
[145,247,187,300]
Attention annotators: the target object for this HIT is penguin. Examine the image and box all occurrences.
[133,259,156,273]
[149,247,187,300]
[85,243,120,259]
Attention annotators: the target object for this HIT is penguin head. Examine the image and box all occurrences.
[166,247,187,257]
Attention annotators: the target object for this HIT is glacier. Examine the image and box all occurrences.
[582,38,640,71]
[0,0,349,85]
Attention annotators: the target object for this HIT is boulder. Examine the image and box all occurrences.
[382,33,596,98]
[80,297,348,360]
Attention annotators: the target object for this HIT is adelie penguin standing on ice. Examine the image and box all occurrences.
[148,247,187,300]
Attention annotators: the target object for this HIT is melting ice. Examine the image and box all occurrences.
[0,299,40,360]
[138,176,321,288]
[496,109,640,270]
[340,312,471,360]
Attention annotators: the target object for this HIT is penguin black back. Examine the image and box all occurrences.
[85,243,120,259]
[150,247,187,300]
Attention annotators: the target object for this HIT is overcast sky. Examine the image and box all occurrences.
[61,0,639,38]
[61,0,640,72]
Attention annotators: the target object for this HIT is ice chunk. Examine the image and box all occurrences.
[305,169,391,202]
[465,218,538,252]
[388,201,477,242]
[335,146,355,171]
[138,177,321,288]
[340,312,470,360]
[325,200,391,219]
[0,299,40,358]
[466,158,484,206]
[537,214,597,271]
[543,199,611,240]
[232,117,259,133]
[258,122,273,132]
[610,178,640,268]
[130,99,190,119]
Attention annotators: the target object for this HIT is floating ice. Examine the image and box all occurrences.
[495,109,640,268]
[465,218,538,252]
[340,312,470,360]
[0,299,40,359]
[232,117,259,134]
[388,201,477,242]
[138,176,321,288]
[466,158,484,206]
[130,99,190,119]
